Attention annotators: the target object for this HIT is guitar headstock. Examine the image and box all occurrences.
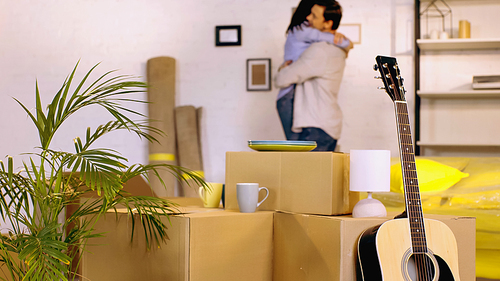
[375,55,406,102]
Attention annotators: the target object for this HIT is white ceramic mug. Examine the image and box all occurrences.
[236,183,269,213]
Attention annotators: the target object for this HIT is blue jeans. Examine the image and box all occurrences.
[276,88,337,151]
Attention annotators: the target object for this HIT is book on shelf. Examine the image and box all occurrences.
[472,75,500,89]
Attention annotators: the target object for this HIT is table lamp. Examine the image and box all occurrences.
[349,150,391,218]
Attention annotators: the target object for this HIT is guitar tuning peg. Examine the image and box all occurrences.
[374,76,382,79]
[373,64,379,71]
[377,86,385,90]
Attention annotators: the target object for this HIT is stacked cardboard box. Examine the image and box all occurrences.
[80,204,475,281]
[80,151,476,280]
[273,212,475,281]
[225,151,358,215]
[225,151,476,281]
[81,207,274,281]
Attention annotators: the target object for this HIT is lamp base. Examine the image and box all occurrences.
[352,194,387,218]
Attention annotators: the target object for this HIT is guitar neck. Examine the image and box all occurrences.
[394,101,428,254]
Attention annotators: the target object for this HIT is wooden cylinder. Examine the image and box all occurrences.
[175,105,204,197]
[147,57,177,197]
[459,20,471,39]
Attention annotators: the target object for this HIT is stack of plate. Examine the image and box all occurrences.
[248,140,317,152]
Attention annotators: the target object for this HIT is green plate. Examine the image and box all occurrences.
[248,140,317,152]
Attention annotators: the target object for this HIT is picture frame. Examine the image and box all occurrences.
[247,58,271,91]
[215,25,241,46]
[336,23,362,44]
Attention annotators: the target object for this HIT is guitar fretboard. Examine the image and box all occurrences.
[395,101,428,254]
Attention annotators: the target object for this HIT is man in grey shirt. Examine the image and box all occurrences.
[275,0,347,151]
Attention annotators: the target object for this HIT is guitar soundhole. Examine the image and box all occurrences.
[404,252,439,281]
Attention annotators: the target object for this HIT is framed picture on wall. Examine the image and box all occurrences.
[247,59,271,91]
[215,25,241,46]
[336,23,362,44]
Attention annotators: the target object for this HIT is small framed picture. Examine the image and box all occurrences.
[215,25,241,46]
[247,58,271,91]
[337,23,362,44]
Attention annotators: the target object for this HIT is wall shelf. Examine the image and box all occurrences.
[417,142,500,147]
[417,90,500,98]
[417,38,500,51]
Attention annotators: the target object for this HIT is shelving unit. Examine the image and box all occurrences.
[415,0,500,156]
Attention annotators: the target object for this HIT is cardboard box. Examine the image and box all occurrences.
[273,212,476,281]
[225,151,358,215]
[81,209,274,281]
[164,196,205,207]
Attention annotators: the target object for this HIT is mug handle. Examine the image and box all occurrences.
[257,187,269,207]
[198,186,207,205]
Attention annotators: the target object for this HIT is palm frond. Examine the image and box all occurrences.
[0,242,22,281]
[40,148,125,199]
[16,63,147,151]
[112,196,178,250]
[16,223,70,281]
[0,158,35,233]
[80,120,164,152]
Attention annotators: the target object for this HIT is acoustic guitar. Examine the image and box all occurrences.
[356,56,461,281]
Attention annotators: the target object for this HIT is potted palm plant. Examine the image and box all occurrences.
[0,62,205,280]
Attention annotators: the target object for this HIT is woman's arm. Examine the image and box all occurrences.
[293,25,352,52]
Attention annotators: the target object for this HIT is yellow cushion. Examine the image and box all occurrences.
[390,159,469,193]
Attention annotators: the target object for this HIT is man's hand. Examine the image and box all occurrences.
[278,60,293,72]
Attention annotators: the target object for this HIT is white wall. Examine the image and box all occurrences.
[0,0,414,188]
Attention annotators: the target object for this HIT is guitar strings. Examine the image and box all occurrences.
[391,63,433,280]
[396,101,432,281]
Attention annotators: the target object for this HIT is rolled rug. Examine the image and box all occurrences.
[196,106,204,171]
[147,56,177,197]
[175,105,204,197]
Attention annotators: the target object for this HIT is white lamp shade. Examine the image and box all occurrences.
[349,150,390,193]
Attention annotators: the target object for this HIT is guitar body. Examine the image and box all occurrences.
[357,218,460,281]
